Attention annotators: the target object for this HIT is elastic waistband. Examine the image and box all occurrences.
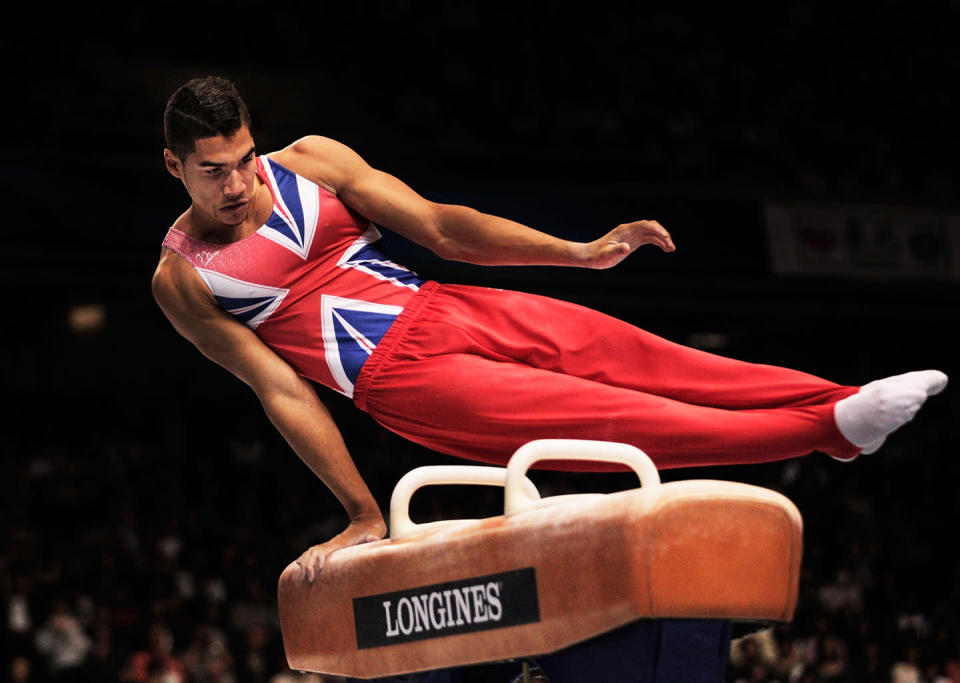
[353,280,439,411]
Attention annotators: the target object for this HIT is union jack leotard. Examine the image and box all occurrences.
[161,155,423,398]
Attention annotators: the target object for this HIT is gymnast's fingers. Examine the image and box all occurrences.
[631,220,675,252]
[295,548,319,583]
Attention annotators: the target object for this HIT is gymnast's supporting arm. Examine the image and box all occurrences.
[152,253,386,581]
[273,135,677,268]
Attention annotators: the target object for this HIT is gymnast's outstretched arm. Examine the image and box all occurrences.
[152,251,386,581]
[271,135,677,268]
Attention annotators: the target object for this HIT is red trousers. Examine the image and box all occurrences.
[353,282,861,469]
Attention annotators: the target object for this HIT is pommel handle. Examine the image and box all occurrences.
[504,439,660,515]
[390,465,539,539]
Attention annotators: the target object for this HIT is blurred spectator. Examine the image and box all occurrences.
[926,662,952,683]
[817,634,849,681]
[235,624,273,683]
[3,572,36,659]
[818,569,863,614]
[9,654,32,682]
[773,636,806,682]
[729,629,780,682]
[891,645,923,683]
[121,622,186,683]
[183,622,234,683]
[33,598,91,681]
[196,637,236,683]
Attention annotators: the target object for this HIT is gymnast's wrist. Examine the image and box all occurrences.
[348,507,385,526]
[347,509,387,540]
[569,240,593,267]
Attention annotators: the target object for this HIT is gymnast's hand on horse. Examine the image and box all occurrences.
[295,511,387,583]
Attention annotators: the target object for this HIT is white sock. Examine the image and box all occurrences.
[834,370,947,450]
[859,370,949,397]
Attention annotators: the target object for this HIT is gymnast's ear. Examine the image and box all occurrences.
[164,148,184,180]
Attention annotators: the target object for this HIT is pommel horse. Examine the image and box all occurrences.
[278,440,803,681]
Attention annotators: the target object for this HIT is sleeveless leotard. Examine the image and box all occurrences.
[161,155,424,398]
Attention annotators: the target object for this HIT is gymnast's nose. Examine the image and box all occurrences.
[224,168,245,198]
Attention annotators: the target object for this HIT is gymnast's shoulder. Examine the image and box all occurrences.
[267,135,373,196]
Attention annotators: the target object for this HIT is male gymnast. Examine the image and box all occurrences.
[152,77,947,582]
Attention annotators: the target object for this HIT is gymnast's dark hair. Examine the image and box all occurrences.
[164,76,252,159]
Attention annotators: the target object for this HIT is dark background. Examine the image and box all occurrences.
[1,3,958,682]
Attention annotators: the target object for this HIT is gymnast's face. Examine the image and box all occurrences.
[164,125,259,228]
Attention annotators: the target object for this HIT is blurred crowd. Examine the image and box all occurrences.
[724,430,960,683]
[1,388,958,683]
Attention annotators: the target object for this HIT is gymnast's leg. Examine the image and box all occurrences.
[355,284,946,466]
[475,288,949,456]
[359,353,864,468]
[393,285,860,409]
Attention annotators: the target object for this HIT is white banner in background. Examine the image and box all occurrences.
[764,202,960,280]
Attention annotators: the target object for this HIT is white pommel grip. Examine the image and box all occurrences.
[504,439,661,515]
[389,465,540,539]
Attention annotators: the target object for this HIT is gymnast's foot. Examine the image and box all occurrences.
[860,369,949,397]
[832,370,948,461]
